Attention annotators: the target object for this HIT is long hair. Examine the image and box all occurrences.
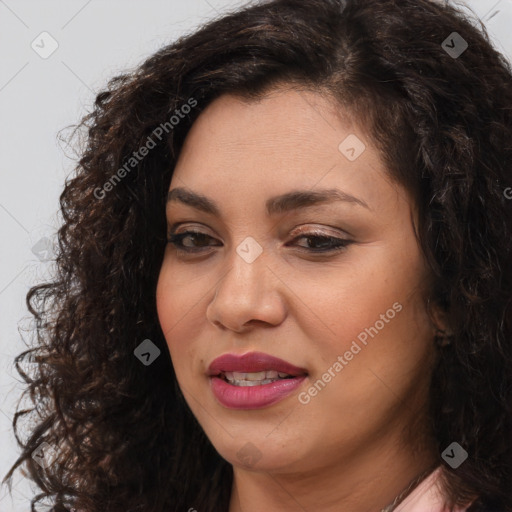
[3,1,512,510]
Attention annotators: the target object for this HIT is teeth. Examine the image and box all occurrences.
[233,371,268,381]
[222,370,293,385]
[229,378,278,386]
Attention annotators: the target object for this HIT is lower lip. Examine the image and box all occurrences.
[209,376,307,410]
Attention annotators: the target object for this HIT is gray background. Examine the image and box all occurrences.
[1,0,510,510]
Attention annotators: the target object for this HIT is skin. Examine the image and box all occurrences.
[156,84,444,512]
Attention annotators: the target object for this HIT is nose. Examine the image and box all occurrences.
[205,246,287,333]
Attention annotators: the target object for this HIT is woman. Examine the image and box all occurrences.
[3,0,512,511]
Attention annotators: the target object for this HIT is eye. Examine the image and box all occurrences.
[167,230,220,253]
[289,233,352,253]
[167,229,353,255]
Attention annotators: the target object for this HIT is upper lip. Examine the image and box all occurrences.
[207,351,308,377]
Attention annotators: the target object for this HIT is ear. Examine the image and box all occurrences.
[430,305,451,332]
[427,298,454,345]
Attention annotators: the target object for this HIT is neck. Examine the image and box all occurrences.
[228,431,438,512]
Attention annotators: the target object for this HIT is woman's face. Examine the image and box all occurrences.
[156,86,438,474]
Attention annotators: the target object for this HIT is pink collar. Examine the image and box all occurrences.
[394,466,475,512]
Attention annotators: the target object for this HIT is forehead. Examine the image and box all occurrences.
[181,87,355,161]
[170,87,412,221]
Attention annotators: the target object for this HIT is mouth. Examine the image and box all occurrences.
[207,351,308,382]
[207,351,308,409]
[217,370,300,387]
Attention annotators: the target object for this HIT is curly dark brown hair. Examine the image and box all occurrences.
[3,0,512,510]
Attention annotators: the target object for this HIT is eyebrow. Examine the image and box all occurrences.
[166,186,371,216]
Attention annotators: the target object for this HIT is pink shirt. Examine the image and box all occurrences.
[394,466,475,512]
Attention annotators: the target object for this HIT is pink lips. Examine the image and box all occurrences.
[207,351,308,410]
[207,351,307,376]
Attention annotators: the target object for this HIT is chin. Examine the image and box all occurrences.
[214,436,305,473]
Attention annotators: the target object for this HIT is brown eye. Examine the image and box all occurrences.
[167,230,220,252]
[289,234,353,253]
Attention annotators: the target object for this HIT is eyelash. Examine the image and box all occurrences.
[166,229,353,255]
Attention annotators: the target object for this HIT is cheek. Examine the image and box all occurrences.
[288,255,400,342]
[156,262,197,370]
[298,247,431,372]
[156,254,205,336]
[155,263,176,341]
